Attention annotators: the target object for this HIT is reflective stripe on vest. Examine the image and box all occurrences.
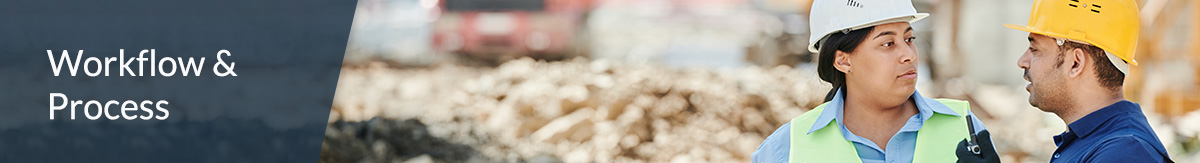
[788,99,971,163]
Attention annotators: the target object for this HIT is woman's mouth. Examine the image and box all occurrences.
[898,70,917,80]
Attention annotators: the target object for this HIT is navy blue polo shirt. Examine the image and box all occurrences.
[1050,100,1173,163]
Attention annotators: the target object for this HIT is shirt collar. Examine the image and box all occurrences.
[1065,100,1139,138]
[806,88,962,134]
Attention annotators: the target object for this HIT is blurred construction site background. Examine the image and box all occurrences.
[322,0,1200,162]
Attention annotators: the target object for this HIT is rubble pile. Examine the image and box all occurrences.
[324,57,830,162]
[322,57,1200,162]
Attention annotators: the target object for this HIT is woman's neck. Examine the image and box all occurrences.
[841,90,919,151]
[841,87,919,119]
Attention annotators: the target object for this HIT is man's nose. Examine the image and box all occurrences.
[1017,51,1031,69]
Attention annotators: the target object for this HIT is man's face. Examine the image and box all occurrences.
[1016,33,1072,112]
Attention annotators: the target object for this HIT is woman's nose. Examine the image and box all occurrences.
[900,44,917,64]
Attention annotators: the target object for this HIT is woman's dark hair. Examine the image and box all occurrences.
[816,27,874,102]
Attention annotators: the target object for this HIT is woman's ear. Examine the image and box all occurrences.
[834,50,852,74]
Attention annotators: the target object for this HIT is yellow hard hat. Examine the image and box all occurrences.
[1005,0,1140,68]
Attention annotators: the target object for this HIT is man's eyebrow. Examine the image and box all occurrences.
[1028,37,1036,43]
[905,27,913,33]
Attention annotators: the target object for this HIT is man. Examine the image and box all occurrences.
[999,0,1173,162]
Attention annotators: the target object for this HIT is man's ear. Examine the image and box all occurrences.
[1066,48,1086,78]
[834,50,852,74]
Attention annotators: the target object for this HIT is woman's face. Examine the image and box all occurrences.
[834,22,919,106]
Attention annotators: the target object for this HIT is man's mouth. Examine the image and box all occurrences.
[1023,70,1031,82]
[1024,70,1032,92]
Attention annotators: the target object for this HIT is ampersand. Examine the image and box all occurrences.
[213,50,237,77]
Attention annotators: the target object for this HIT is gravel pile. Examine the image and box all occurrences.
[324,57,828,162]
[323,57,1200,162]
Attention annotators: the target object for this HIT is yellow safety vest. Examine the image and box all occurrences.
[788,99,971,163]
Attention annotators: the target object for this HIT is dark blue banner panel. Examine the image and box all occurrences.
[0,0,357,162]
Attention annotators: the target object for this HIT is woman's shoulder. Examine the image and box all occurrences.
[922,97,971,116]
[752,122,792,163]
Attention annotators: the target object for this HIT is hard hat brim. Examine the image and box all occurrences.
[808,13,930,53]
[1004,24,1073,43]
[1003,23,1140,66]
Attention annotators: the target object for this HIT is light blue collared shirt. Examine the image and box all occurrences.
[750,89,988,163]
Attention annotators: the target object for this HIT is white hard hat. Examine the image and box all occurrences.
[807,0,929,52]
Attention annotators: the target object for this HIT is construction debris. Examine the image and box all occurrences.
[322,57,1200,162]
[324,57,827,162]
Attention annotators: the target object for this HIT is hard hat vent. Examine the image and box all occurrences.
[847,0,863,8]
[1068,0,1103,13]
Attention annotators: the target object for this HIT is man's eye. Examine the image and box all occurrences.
[883,42,894,47]
[905,37,916,43]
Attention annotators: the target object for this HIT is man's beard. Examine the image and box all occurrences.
[1027,69,1073,113]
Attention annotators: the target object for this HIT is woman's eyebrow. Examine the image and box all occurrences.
[874,27,914,39]
[873,31,896,39]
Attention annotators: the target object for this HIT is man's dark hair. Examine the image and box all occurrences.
[1058,41,1125,92]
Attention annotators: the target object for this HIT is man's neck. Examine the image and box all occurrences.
[1058,88,1125,126]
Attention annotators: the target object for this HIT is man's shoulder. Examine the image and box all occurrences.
[1093,135,1158,149]
[1089,110,1166,150]
[1094,109,1159,138]
[1075,107,1171,162]
[1085,135,1169,162]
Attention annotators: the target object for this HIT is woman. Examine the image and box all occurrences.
[750,0,996,162]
